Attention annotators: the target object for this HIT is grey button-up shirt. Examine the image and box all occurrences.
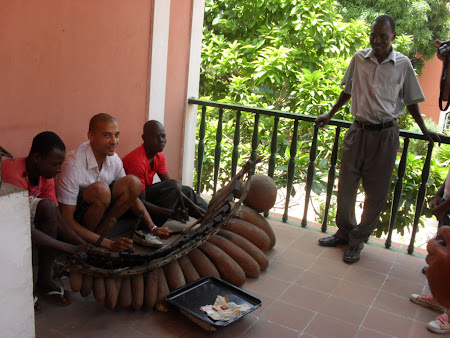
[342,48,425,124]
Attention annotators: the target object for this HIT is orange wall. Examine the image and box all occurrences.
[164,0,193,180]
[419,55,442,124]
[0,1,152,158]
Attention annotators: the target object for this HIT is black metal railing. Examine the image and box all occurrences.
[188,98,449,254]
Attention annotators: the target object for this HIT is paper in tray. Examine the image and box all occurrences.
[166,277,261,328]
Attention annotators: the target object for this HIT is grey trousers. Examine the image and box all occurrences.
[145,179,209,226]
[334,123,400,247]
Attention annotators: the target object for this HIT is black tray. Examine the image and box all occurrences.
[166,277,261,330]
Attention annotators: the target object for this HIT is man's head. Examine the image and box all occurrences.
[370,15,396,61]
[142,120,166,156]
[28,131,66,179]
[88,113,120,158]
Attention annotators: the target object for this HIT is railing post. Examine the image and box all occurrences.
[250,113,260,170]
[302,126,319,227]
[283,120,299,222]
[231,110,241,177]
[196,105,207,193]
[386,138,409,249]
[322,126,340,232]
[265,116,279,217]
[408,141,434,254]
[213,108,224,195]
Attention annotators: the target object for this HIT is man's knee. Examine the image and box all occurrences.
[115,175,142,198]
[83,182,111,206]
[34,199,58,231]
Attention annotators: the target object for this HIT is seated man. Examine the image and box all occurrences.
[122,120,208,240]
[56,114,170,250]
[2,131,88,313]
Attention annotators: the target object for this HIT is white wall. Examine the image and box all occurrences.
[0,183,35,337]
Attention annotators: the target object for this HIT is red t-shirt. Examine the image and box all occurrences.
[122,144,168,190]
[1,157,58,204]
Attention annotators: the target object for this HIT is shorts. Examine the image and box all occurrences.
[74,181,116,225]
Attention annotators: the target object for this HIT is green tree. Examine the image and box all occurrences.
[336,0,450,73]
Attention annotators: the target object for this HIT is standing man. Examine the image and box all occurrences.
[56,114,170,251]
[122,120,208,239]
[315,15,442,263]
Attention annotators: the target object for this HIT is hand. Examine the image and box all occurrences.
[171,208,189,223]
[314,113,331,127]
[189,204,206,219]
[152,226,171,239]
[425,226,450,308]
[432,195,443,209]
[110,237,133,252]
[72,243,91,254]
[422,129,449,145]
[436,40,446,62]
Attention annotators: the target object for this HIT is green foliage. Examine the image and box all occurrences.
[197,0,450,240]
[336,0,450,73]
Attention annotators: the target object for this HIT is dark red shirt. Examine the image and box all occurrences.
[2,157,58,204]
[122,144,167,190]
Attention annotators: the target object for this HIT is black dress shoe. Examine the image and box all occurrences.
[318,236,348,247]
[343,245,363,263]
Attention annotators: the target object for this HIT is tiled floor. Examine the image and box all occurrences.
[35,220,445,338]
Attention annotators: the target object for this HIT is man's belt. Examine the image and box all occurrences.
[354,119,398,131]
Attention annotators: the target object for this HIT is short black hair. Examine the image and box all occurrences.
[373,15,396,33]
[29,131,66,158]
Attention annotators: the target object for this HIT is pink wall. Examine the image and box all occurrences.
[0,1,152,158]
[164,0,194,181]
[419,55,442,124]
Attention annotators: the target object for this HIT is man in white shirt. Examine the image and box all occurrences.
[315,15,442,263]
[56,114,170,251]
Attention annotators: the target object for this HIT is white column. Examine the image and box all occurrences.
[181,0,205,186]
[0,184,35,337]
[148,0,171,123]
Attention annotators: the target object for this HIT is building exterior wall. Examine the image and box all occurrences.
[418,55,443,125]
[0,1,153,158]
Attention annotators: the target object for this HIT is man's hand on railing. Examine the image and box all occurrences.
[314,113,332,127]
[422,129,450,145]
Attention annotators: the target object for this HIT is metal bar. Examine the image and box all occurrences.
[302,126,319,227]
[386,138,410,249]
[265,116,279,218]
[408,141,434,254]
[188,99,450,143]
[196,106,207,193]
[213,108,224,196]
[250,113,260,166]
[231,110,241,177]
[322,126,341,232]
[283,120,299,222]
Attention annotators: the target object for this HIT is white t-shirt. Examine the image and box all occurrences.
[56,142,125,205]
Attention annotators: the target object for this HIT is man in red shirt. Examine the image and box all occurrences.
[122,120,207,240]
[2,132,88,313]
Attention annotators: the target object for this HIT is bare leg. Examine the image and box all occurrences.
[95,175,142,236]
[81,181,112,231]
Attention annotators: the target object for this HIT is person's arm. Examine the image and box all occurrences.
[315,91,351,126]
[31,228,89,254]
[407,104,444,143]
[131,198,172,238]
[58,203,132,251]
[426,226,450,308]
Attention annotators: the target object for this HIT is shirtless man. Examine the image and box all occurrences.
[56,114,170,251]
[122,120,208,243]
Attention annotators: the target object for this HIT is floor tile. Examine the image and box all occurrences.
[295,270,339,294]
[318,295,369,326]
[372,291,419,318]
[408,321,442,338]
[343,266,387,289]
[331,279,378,306]
[304,313,358,338]
[242,274,291,299]
[274,248,318,269]
[308,257,351,279]
[261,299,316,332]
[280,284,329,312]
[354,327,394,338]
[380,276,424,299]
[262,259,304,283]
[388,263,427,285]
[362,308,414,338]
[241,317,300,338]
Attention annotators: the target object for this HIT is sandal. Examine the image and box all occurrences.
[36,286,72,306]
[34,296,42,315]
